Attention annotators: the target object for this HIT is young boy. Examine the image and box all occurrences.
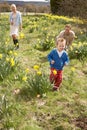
[48,38,69,91]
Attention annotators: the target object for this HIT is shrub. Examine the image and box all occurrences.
[26,72,51,98]
[0,2,10,12]
[20,65,51,98]
[69,42,87,64]
[0,39,19,81]
[50,0,87,19]
[0,95,15,129]
[34,35,55,51]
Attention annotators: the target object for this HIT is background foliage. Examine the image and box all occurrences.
[50,0,87,19]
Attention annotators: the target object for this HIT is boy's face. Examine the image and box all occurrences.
[57,42,66,52]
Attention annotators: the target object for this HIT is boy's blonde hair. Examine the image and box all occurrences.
[56,38,66,45]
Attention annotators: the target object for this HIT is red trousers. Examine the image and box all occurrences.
[50,68,62,88]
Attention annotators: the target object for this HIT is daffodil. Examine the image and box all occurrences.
[33,65,40,70]
[6,57,10,62]
[83,42,87,46]
[37,71,42,75]
[37,38,40,42]
[70,46,73,51]
[22,76,27,82]
[53,70,57,75]
[78,42,82,47]
[10,58,15,66]
[13,52,17,56]
[80,31,83,34]
[5,42,8,45]
[20,33,25,39]
[25,68,29,73]
[9,50,13,54]
[0,54,2,59]
[71,67,75,72]
[7,38,10,42]
[75,50,78,53]
[72,43,77,47]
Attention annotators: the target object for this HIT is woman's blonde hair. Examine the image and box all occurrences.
[11,4,16,9]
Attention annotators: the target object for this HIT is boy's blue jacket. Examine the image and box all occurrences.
[48,49,69,70]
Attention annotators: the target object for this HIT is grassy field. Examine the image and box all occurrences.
[0,14,87,130]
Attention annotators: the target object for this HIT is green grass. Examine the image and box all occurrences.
[0,14,87,130]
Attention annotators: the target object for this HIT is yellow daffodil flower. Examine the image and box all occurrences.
[71,67,76,72]
[25,68,29,73]
[10,58,15,66]
[33,65,40,70]
[20,33,25,39]
[22,76,27,82]
[0,54,2,59]
[14,52,17,56]
[53,70,57,75]
[37,71,42,75]
[6,57,10,62]
[9,50,13,54]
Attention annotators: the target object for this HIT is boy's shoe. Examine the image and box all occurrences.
[53,86,58,91]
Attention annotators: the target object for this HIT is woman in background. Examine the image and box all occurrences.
[9,4,22,49]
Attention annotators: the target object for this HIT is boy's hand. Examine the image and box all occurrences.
[65,62,68,66]
[51,60,55,64]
